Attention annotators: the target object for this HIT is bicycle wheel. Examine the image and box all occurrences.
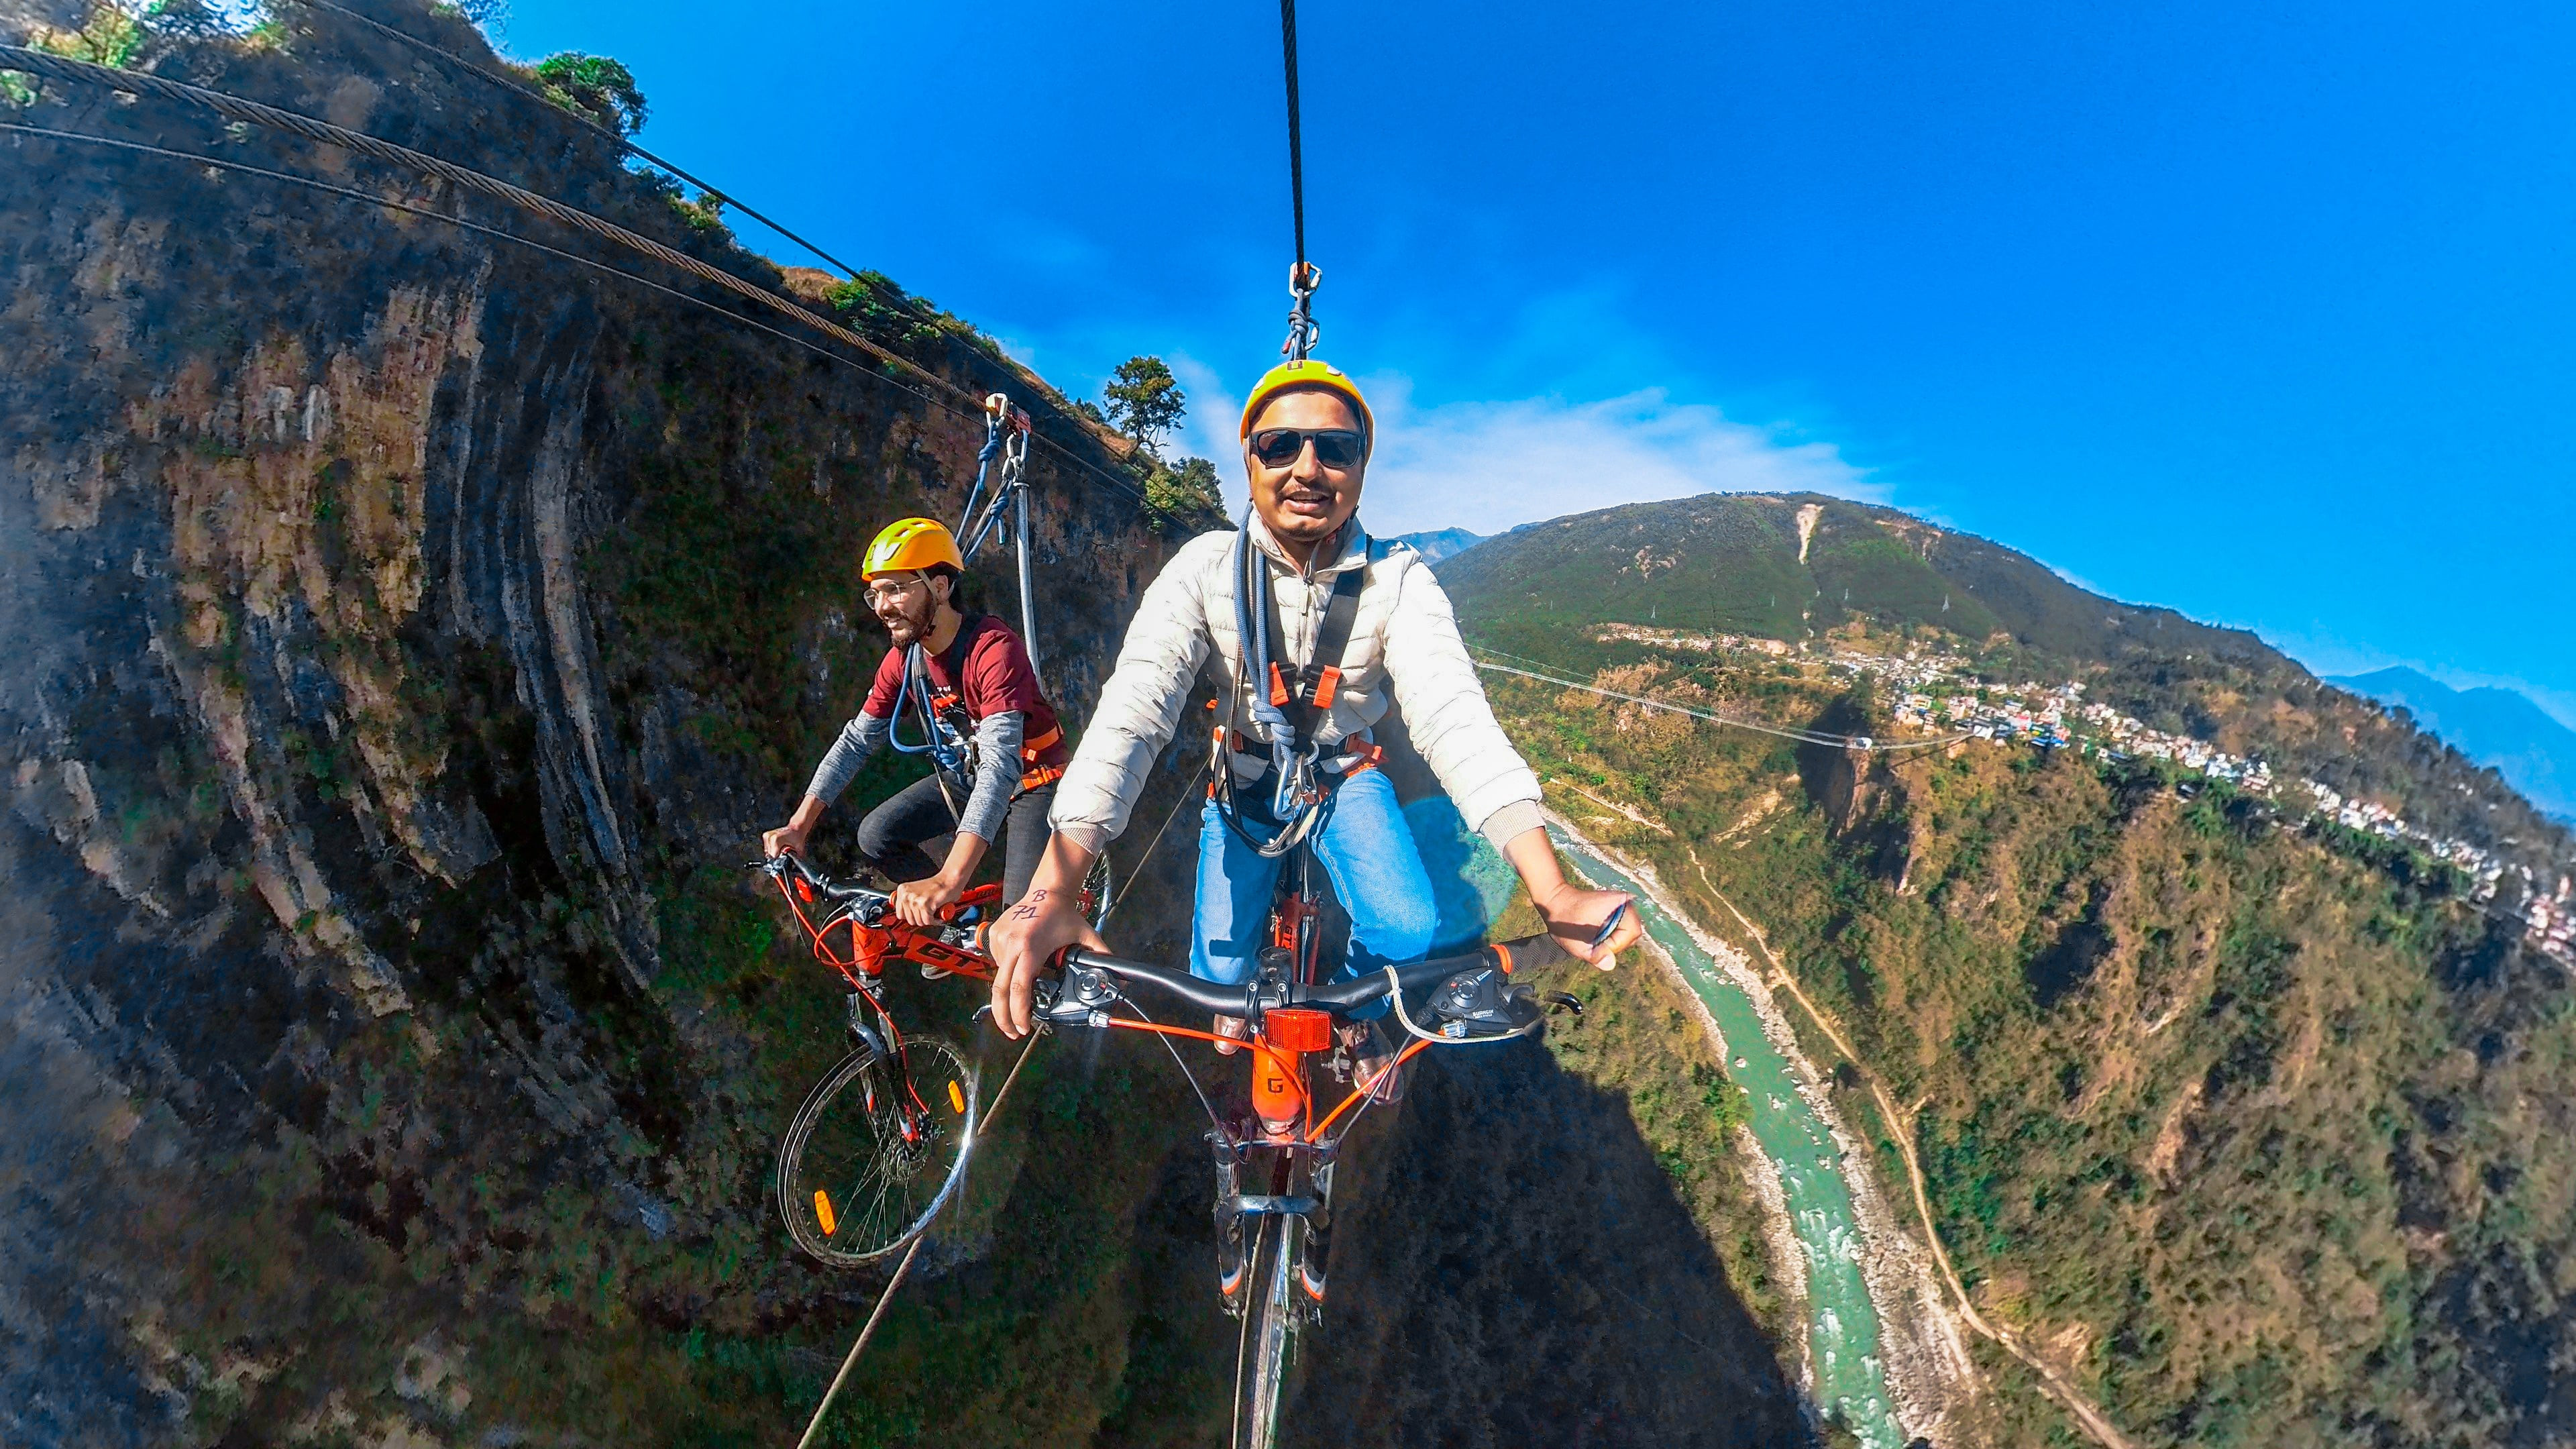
[1230,1212,1302,1449]
[777,1035,977,1266]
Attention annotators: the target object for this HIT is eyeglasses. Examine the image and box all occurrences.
[1249,428,1364,469]
[863,578,925,605]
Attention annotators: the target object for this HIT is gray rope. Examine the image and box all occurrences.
[0,122,881,379]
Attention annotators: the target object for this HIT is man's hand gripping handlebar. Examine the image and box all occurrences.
[986,836,1108,1038]
[1028,931,1581,1034]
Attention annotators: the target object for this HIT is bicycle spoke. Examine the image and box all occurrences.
[777,1038,976,1266]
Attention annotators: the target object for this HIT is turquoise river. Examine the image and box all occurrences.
[1553,826,1904,1449]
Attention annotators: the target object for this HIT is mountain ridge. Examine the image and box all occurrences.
[1437,490,2571,874]
[2330,666,2576,823]
[1387,525,1487,565]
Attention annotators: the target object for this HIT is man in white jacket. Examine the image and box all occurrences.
[987,360,1640,1066]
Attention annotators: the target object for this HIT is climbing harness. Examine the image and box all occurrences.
[954,394,1044,686]
[1205,522,1385,857]
[885,614,1068,810]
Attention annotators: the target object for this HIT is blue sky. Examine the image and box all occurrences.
[498,0,2576,722]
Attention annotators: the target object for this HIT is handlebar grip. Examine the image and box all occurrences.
[1489,931,1573,974]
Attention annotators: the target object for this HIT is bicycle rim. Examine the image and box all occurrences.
[775,1036,978,1266]
[1230,1214,1301,1449]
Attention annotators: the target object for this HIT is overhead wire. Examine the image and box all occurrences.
[1468,645,1973,753]
[297,0,869,282]
[0,43,1169,519]
[0,122,907,382]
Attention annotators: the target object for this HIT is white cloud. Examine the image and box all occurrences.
[1315,378,1878,537]
[1158,364,1880,536]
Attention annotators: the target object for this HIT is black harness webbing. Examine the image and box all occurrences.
[1202,541,1378,750]
[1264,563,1366,742]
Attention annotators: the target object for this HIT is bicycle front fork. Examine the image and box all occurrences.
[1211,1138,1334,1325]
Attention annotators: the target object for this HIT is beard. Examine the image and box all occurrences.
[879,590,936,647]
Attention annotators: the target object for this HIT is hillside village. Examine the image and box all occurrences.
[1592,623,2576,965]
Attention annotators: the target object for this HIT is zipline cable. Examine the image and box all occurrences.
[0,44,1168,519]
[0,122,875,374]
[794,1030,1042,1449]
[1468,649,1974,753]
[299,0,869,282]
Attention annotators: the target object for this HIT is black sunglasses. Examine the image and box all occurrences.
[1250,427,1365,468]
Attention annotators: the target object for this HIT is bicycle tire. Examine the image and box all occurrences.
[1230,1212,1301,1449]
[776,1035,978,1266]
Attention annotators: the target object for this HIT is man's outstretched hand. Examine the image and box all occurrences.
[987,863,1106,1038]
[1536,884,1642,969]
[1501,824,1642,970]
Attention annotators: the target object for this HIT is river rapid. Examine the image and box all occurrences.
[1551,826,1909,1449]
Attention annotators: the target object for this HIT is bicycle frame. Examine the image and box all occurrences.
[762,854,1002,1146]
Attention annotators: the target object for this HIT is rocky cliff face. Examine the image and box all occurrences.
[4,10,1829,1448]
[1,7,1199,1440]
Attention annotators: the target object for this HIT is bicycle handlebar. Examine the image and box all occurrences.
[1053,930,1574,1020]
[756,849,881,904]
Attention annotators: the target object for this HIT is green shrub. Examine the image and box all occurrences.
[536,52,647,135]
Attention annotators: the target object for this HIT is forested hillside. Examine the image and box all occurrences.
[1448,492,2576,1447]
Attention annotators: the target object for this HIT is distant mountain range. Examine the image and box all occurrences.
[2330,667,2576,822]
[1388,527,1487,565]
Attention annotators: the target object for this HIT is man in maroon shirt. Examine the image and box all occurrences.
[763,518,1067,928]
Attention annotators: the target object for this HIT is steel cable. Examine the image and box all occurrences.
[0,44,1166,516]
[0,122,917,382]
[794,1030,1042,1449]
[1469,649,1973,753]
[297,0,869,282]
[1278,0,1306,274]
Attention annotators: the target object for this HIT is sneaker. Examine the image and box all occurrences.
[920,962,953,980]
[1346,1020,1403,1104]
[1213,1014,1248,1056]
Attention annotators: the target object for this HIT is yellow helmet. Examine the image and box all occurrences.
[1238,359,1374,459]
[861,517,964,580]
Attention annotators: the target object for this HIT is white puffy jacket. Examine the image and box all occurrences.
[1049,516,1545,855]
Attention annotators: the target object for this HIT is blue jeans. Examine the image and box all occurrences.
[1191,767,1438,1020]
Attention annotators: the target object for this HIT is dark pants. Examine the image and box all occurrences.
[852,774,1056,904]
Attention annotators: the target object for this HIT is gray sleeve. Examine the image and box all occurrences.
[804,710,893,805]
[1477,799,1548,855]
[955,710,1026,843]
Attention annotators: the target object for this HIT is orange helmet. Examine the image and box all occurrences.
[861,517,964,580]
[1239,359,1374,459]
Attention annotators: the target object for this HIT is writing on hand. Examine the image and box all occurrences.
[1008,888,1051,921]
